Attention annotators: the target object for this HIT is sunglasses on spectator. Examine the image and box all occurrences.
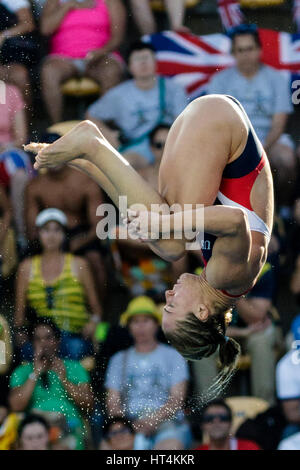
[107,428,131,438]
[152,141,165,149]
[202,413,231,423]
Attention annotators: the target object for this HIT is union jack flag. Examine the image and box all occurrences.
[144,29,300,101]
[217,0,245,31]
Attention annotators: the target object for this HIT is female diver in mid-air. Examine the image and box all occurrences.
[25,94,274,399]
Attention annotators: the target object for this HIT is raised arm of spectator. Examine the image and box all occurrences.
[40,0,79,36]
[0,6,35,42]
[9,376,37,412]
[164,0,187,31]
[51,358,95,413]
[263,113,288,153]
[0,185,12,246]
[106,388,124,418]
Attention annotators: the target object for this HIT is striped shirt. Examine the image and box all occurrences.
[27,254,89,334]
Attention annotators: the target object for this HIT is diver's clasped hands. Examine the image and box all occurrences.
[122,209,166,242]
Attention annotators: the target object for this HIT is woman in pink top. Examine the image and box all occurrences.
[40,0,126,123]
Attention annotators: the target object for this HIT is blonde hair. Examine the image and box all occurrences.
[164,274,241,404]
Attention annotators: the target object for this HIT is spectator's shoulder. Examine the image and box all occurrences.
[17,256,32,275]
[261,64,287,80]
[238,439,261,450]
[64,359,88,375]
[10,362,32,384]
[26,173,46,191]
[109,348,129,362]
[158,343,185,361]
[212,66,236,80]
[72,255,88,271]
[105,79,133,97]
[276,350,294,373]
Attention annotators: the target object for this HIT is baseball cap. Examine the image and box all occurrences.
[120,296,162,327]
[35,208,68,228]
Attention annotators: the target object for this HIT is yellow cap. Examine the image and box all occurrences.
[120,296,162,326]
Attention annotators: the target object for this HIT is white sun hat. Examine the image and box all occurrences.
[35,208,68,228]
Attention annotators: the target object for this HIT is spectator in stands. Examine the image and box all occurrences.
[99,417,136,450]
[0,82,32,249]
[207,24,297,213]
[195,399,261,450]
[0,0,36,107]
[138,123,170,188]
[128,0,188,35]
[14,208,102,360]
[276,315,300,442]
[40,0,126,123]
[289,198,300,303]
[278,430,300,450]
[105,296,191,450]
[86,41,188,167]
[25,162,107,302]
[0,184,12,280]
[9,317,94,450]
[17,414,50,450]
[192,262,279,404]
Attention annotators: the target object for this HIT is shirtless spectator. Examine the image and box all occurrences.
[86,41,188,168]
[129,0,188,35]
[25,164,107,302]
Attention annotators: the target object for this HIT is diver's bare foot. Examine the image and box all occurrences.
[24,120,103,170]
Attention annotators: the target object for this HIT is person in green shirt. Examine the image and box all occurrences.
[8,317,94,449]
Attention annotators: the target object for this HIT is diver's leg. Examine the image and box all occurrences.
[25,122,185,260]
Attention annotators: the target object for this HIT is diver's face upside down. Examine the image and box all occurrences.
[162,273,211,334]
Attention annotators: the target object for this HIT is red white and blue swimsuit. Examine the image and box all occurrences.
[199,95,271,298]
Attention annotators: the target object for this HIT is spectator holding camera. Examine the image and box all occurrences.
[9,318,94,450]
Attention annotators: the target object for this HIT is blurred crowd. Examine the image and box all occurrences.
[0,0,300,451]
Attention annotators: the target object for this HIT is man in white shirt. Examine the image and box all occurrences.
[276,345,300,441]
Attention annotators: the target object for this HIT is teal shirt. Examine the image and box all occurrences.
[10,359,90,449]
